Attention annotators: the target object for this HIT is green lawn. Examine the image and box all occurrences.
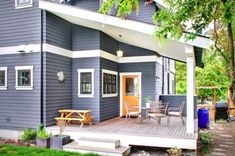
[0,144,99,156]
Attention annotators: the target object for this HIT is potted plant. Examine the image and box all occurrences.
[36,124,51,148]
[144,96,152,108]
[21,128,37,146]
[50,120,71,150]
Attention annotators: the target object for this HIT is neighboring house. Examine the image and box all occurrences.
[0,0,209,144]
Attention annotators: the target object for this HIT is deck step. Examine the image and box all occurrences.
[63,142,131,156]
[76,137,120,149]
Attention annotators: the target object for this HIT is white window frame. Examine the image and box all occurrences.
[0,67,8,90]
[77,68,94,98]
[15,0,33,9]
[102,69,118,98]
[15,66,33,90]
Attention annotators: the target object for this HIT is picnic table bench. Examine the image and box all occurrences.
[55,109,94,128]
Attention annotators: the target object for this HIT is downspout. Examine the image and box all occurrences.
[40,10,44,125]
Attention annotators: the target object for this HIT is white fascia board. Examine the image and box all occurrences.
[38,0,211,49]
[39,0,154,35]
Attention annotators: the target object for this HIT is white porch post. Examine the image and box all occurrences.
[185,45,195,134]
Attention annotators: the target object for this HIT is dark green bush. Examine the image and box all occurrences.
[21,128,37,143]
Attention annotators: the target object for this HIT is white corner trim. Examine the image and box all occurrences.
[102,69,118,98]
[77,68,95,98]
[0,67,8,90]
[15,66,34,90]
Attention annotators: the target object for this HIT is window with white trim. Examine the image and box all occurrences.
[15,0,33,9]
[15,66,33,90]
[0,67,8,90]
[77,69,94,98]
[102,69,118,97]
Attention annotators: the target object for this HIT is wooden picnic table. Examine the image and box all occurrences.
[55,109,94,128]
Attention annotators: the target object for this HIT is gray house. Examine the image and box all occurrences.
[0,0,210,150]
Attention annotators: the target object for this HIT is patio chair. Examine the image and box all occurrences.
[125,102,140,119]
[147,103,168,125]
[167,101,185,125]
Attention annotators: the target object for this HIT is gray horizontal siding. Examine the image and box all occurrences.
[44,52,72,127]
[46,12,72,50]
[72,25,100,51]
[72,57,100,122]
[127,0,156,24]
[0,53,41,130]
[119,62,156,109]
[100,58,119,121]
[159,95,198,118]
[0,0,41,47]
[73,0,100,12]
[100,32,158,56]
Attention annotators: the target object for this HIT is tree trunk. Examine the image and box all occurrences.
[227,21,235,104]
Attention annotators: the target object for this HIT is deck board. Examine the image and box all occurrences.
[48,117,196,139]
[47,117,198,149]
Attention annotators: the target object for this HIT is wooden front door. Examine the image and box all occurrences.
[122,75,141,116]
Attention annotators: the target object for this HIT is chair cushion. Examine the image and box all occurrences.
[168,111,180,116]
[128,112,139,115]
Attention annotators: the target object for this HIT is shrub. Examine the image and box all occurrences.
[21,128,37,143]
[199,131,213,145]
[37,124,51,139]
[167,147,182,156]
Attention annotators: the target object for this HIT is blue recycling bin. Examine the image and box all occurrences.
[198,108,209,128]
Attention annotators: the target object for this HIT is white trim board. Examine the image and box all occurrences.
[0,44,162,64]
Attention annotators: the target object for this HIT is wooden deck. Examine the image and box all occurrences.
[47,117,198,150]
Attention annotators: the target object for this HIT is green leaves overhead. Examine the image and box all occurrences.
[98,0,139,18]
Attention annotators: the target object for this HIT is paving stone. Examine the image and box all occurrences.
[219,144,232,148]
[212,148,226,152]
[218,134,233,138]
[216,127,225,130]
[223,142,235,145]
[210,152,226,156]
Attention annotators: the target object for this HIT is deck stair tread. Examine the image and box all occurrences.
[77,137,119,143]
[63,142,131,156]
[76,137,120,149]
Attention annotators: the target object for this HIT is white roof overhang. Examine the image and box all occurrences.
[39,0,211,62]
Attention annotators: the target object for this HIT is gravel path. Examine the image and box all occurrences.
[207,121,235,156]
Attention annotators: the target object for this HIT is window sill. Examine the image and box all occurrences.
[15,4,33,9]
[0,87,7,90]
[77,94,94,98]
[102,94,118,98]
[15,87,33,90]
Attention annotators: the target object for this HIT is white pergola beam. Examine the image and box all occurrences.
[185,45,195,134]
